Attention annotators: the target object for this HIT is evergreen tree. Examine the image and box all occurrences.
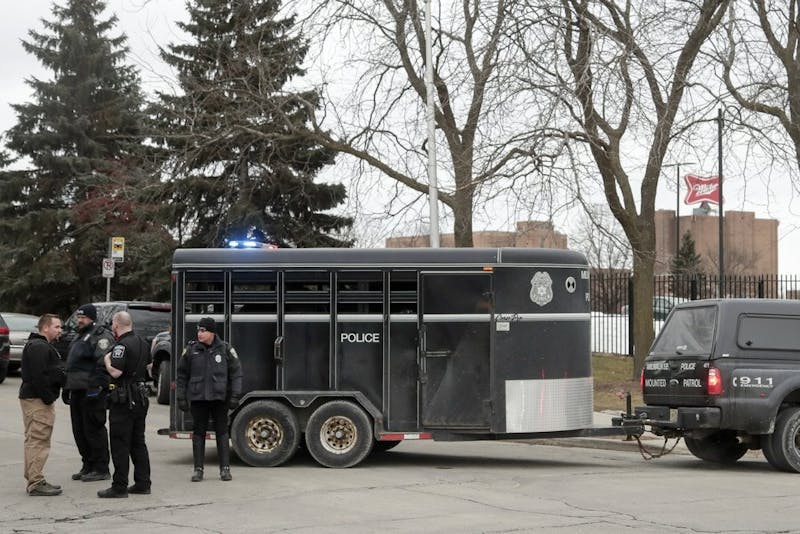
[670,230,703,299]
[0,0,172,314]
[152,0,352,248]
[671,231,703,276]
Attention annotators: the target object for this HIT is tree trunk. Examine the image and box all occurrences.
[631,249,656,379]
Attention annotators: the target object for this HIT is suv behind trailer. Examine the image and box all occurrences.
[635,298,800,473]
[165,247,634,468]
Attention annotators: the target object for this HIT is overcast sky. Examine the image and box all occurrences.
[3,0,800,275]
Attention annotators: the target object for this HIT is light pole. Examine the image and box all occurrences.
[663,161,695,260]
[424,0,439,248]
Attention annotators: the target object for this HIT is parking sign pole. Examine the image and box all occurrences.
[106,238,112,301]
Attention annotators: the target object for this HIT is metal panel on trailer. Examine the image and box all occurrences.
[491,265,593,433]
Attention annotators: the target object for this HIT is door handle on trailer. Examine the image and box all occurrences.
[274,336,284,363]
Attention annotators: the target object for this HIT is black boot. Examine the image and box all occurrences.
[191,435,205,482]
[217,433,232,481]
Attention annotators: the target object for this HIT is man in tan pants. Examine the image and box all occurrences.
[19,314,65,496]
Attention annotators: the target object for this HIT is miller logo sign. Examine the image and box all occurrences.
[683,174,720,205]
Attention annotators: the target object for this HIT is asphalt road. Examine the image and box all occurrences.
[2,374,799,533]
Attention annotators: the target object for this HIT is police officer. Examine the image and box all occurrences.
[98,311,151,498]
[176,317,242,482]
[63,304,114,482]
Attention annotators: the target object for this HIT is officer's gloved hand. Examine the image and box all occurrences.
[228,397,239,410]
[61,389,71,405]
[178,398,189,412]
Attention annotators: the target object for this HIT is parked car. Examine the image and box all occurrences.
[0,314,10,384]
[1,312,39,373]
[621,296,690,321]
[55,301,171,361]
[150,330,172,405]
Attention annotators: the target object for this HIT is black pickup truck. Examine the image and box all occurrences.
[636,298,800,473]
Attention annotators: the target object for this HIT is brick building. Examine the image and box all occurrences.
[654,209,778,275]
[385,220,568,249]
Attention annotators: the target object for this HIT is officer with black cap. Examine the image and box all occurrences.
[176,317,242,482]
[63,303,114,482]
[98,311,152,498]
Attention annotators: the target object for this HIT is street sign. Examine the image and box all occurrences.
[102,258,115,278]
[111,236,125,262]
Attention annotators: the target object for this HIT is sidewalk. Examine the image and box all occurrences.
[523,411,689,455]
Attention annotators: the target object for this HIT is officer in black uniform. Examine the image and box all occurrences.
[98,311,151,498]
[176,317,242,482]
[63,304,114,482]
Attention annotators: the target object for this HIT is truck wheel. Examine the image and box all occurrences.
[761,433,789,471]
[231,400,300,467]
[156,362,170,405]
[684,431,748,464]
[771,406,800,473]
[305,400,374,468]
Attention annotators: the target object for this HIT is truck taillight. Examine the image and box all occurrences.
[707,367,722,395]
[640,368,644,392]
[0,326,8,335]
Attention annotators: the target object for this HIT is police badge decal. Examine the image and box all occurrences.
[529,271,553,306]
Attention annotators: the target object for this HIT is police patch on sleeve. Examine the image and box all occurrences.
[229,347,238,359]
[98,338,110,351]
[112,345,126,359]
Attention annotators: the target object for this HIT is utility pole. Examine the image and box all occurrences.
[663,161,695,261]
[717,108,725,297]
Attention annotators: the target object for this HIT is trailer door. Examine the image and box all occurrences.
[419,272,492,429]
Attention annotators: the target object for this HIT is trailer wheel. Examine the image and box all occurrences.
[156,362,170,405]
[231,400,300,467]
[373,440,401,453]
[305,400,374,468]
[771,406,800,473]
[684,431,748,464]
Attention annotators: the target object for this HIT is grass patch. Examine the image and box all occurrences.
[592,353,642,413]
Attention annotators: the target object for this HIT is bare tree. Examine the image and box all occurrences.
[570,204,632,271]
[720,0,800,173]
[288,0,553,246]
[509,0,730,375]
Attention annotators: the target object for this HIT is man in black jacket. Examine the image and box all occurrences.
[19,314,65,496]
[176,317,242,482]
[63,304,114,482]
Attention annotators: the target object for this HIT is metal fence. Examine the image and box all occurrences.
[590,273,800,356]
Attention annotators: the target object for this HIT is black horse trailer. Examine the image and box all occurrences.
[165,247,630,468]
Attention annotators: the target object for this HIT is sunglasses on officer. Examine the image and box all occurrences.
[197,327,209,333]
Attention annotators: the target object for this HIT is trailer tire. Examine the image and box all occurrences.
[684,431,748,464]
[231,400,300,467]
[156,362,170,405]
[305,400,374,468]
[771,406,800,473]
[373,440,402,453]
